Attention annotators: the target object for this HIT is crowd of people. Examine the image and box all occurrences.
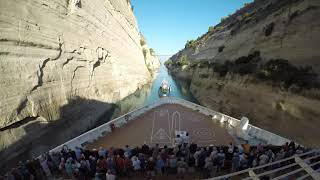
[2,140,308,180]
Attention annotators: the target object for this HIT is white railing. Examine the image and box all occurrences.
[164,97,291,146]
[49,97,292,153]
[49,101,158,152]
[209,149,320,180]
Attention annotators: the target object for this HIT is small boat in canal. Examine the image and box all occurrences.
[158,79,171,97]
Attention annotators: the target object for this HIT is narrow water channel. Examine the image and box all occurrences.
[146,55,197,104]
[112,55,198,117]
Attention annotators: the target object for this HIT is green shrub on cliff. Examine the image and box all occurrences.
[221,16,228,22]
[260,59,318,89]
[212,61,231,77]
[164,59,172,66]
[140,34,146,46]
[208,51,319,90]
[185,39,199,50]
[189,61,200,68]
[149,48,155,56]
[142,48,147,59]
[166,55,190,67]
[177,55,189,66]
[140,39,146,46]
[232,51,261,75]
[211,51,260,77]
[208,26,215,32]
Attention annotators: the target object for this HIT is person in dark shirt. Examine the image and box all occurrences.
[146,157,155,178]
[189,142,197,154]
[142,143,150,155]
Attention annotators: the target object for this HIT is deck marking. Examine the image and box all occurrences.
[151,109,171,144]
[171,111,181,133]
[150,110,156,143]
[167,109,172,144]
[153,128,171,141]
[192,128,216,144]
[169,111,181,146]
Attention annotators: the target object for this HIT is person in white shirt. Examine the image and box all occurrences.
[182,132,190,144]
[106,170,116,180]
[132,156,141,171]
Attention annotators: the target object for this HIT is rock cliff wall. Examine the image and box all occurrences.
[167,0,320,147]
[0,0,159,169]
[171,0,320,72]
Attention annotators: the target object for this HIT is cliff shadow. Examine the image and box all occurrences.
[0,82,154,174]
[0,96,116,174]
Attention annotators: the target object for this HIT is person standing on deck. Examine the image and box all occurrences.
[115,155,125,176]
[106,170,116,180]
[132,156,141,172]
[177,158,188,179]
[146,157,156,178]
[182,133,190,144]
[156,155,165,175]
[242,141,251,155]
[98,147,107,158]
[175,134,183,146]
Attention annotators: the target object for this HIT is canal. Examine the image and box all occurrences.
[146,55,197,104]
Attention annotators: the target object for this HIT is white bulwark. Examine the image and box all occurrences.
[49,97,291,153]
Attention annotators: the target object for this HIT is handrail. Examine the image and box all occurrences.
[172,97,292,145]
[272,168,304,180]
[173,97,241,123]
[257,162,299,177]
[304,154,320,162]
[296,173,310,180]
[49,101,158,152]
[209,150,320,180]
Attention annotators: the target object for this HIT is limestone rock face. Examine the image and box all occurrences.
[168,0,320,148]
[0,0,159,167]
[142,44,161,74]
[171,0,320,72]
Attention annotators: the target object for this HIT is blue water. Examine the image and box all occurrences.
[145,56,197,105]
[110,55,198,119]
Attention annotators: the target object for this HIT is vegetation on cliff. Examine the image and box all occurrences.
[166,51,319,94]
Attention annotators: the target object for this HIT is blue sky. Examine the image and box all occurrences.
[132,0,253,55]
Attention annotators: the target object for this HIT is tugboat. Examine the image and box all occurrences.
[158,79,171,97]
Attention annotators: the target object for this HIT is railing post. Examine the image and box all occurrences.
[248,168,260,180]
[295,156,320,179]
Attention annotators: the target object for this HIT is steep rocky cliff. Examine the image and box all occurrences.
[0,0,159,169]
[167,0,320,147]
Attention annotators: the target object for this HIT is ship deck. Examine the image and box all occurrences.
[85,104,234,149]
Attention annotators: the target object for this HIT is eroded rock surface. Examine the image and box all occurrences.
[167,0,320,147]
[0,0,159,169]
[171,0,320,72]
